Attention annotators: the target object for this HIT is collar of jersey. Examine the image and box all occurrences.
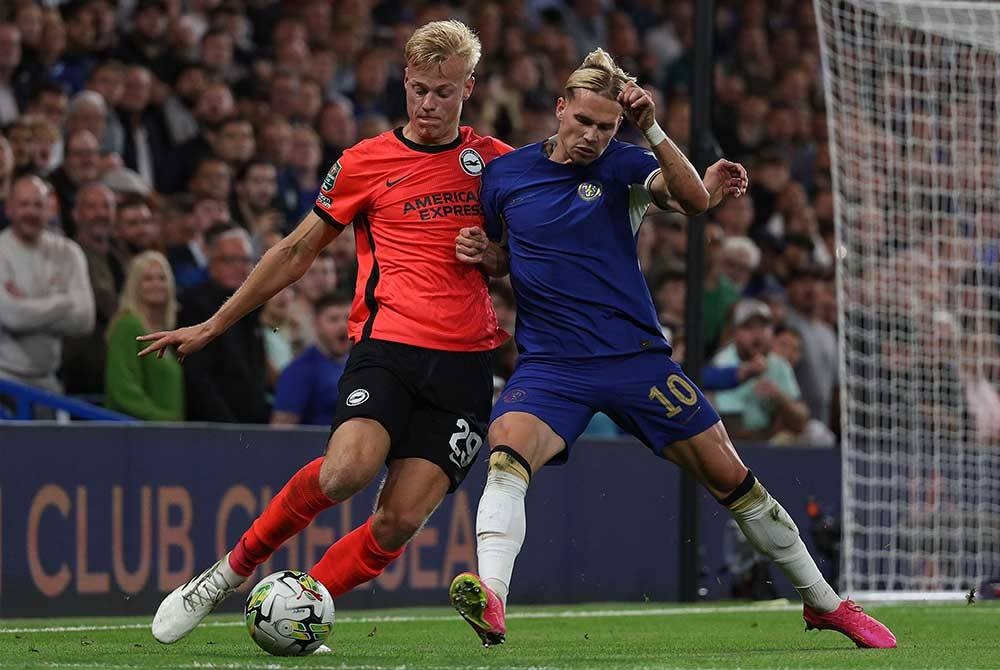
[539,135,613,170]
[393,127,462,153]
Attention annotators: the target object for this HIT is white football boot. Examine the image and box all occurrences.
[151,553,247,643]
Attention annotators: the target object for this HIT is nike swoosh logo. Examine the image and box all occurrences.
[386,176,406,187]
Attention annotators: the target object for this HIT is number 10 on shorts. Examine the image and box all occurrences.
[649,374,699,418]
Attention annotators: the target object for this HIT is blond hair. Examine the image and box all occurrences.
[404,20,481,76]
[564,48,636,101]
[111,251,178,335]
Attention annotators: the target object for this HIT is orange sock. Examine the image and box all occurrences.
[310,516,405,597]
[228,457,335,577]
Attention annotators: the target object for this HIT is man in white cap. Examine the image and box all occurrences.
[710,298,810,441]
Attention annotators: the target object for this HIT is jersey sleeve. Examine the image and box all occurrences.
[616,143,662,191]
[312,149,370,230]
[490,137,515,157]
[479,161,505,242]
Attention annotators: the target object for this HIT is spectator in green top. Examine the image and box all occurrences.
[710,298,809,442]
[104,250,183,420]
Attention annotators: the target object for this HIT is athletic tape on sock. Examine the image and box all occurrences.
[718,469,756,507]
[489,445,531,483]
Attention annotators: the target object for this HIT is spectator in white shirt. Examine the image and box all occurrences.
[0,176,95,394]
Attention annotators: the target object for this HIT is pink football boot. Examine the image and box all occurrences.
[804,599,897,648]
[449,572,506,646]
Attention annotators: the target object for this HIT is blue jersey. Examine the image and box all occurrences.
[481,139,668,360]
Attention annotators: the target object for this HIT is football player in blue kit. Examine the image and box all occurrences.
[448,49,896,651]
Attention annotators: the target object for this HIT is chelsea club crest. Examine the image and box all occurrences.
[578,181,602,201]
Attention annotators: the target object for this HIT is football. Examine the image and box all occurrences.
[244,570,335,656]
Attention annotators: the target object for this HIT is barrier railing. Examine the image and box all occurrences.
[0,378,136,422]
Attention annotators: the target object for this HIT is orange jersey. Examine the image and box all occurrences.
[313,127,511,352]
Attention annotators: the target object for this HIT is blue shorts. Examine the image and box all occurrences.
[491,351,720,462]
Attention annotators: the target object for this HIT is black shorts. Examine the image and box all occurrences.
[331,338,495,492]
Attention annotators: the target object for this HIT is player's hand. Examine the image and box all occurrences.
[704,159,749,209]
[136,321,217,362]
[617,83,656,132]
[456,226,489,264]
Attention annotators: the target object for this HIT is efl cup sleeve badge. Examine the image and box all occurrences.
[321,161,341,192]
[459,148,485,176]
[578,182,602,201]
[503,388,527,403]
[346,389,369,406]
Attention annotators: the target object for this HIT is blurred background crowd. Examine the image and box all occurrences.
[0,0,994,446]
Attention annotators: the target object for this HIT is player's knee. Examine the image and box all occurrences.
[317,462,369,501]
[487,414,519,448]
[320,421,388,498]
[371,507,427,550]
[317,444,377,499]
[488,414,562,473]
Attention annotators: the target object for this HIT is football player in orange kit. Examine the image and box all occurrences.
[138,20,511,647]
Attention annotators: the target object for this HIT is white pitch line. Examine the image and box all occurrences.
[0,599,959,636]
[0,668,532,670]
[0,604,800,635]
[0,665,562,670]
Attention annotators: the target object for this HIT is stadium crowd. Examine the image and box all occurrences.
[0,0,994,445]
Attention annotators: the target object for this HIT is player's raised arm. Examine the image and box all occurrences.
[137,211,341,360]
[618,83,709,215]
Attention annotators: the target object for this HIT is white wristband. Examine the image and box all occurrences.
[643,122,667,147]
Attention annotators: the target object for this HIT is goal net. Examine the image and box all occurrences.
[815,0,1000,597]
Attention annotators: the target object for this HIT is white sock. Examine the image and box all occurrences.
[727,480,841,613]
[476,469,527,607]
[220,553,248,587]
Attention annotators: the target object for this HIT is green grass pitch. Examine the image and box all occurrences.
[0,600,996,669]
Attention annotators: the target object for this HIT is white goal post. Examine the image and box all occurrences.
[814,0,1000,598]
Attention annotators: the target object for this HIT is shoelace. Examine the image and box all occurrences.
[837,600,884,633]
[181,566,233,613]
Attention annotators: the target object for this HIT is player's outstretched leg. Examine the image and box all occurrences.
[726,472,896,648]
[668,422,896,649]
[152,457,335,643]
[311,456,451,596]
[450,572,507,647]
[450,448,532,645]
[153,420,390,644]
[452,411,561,646]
